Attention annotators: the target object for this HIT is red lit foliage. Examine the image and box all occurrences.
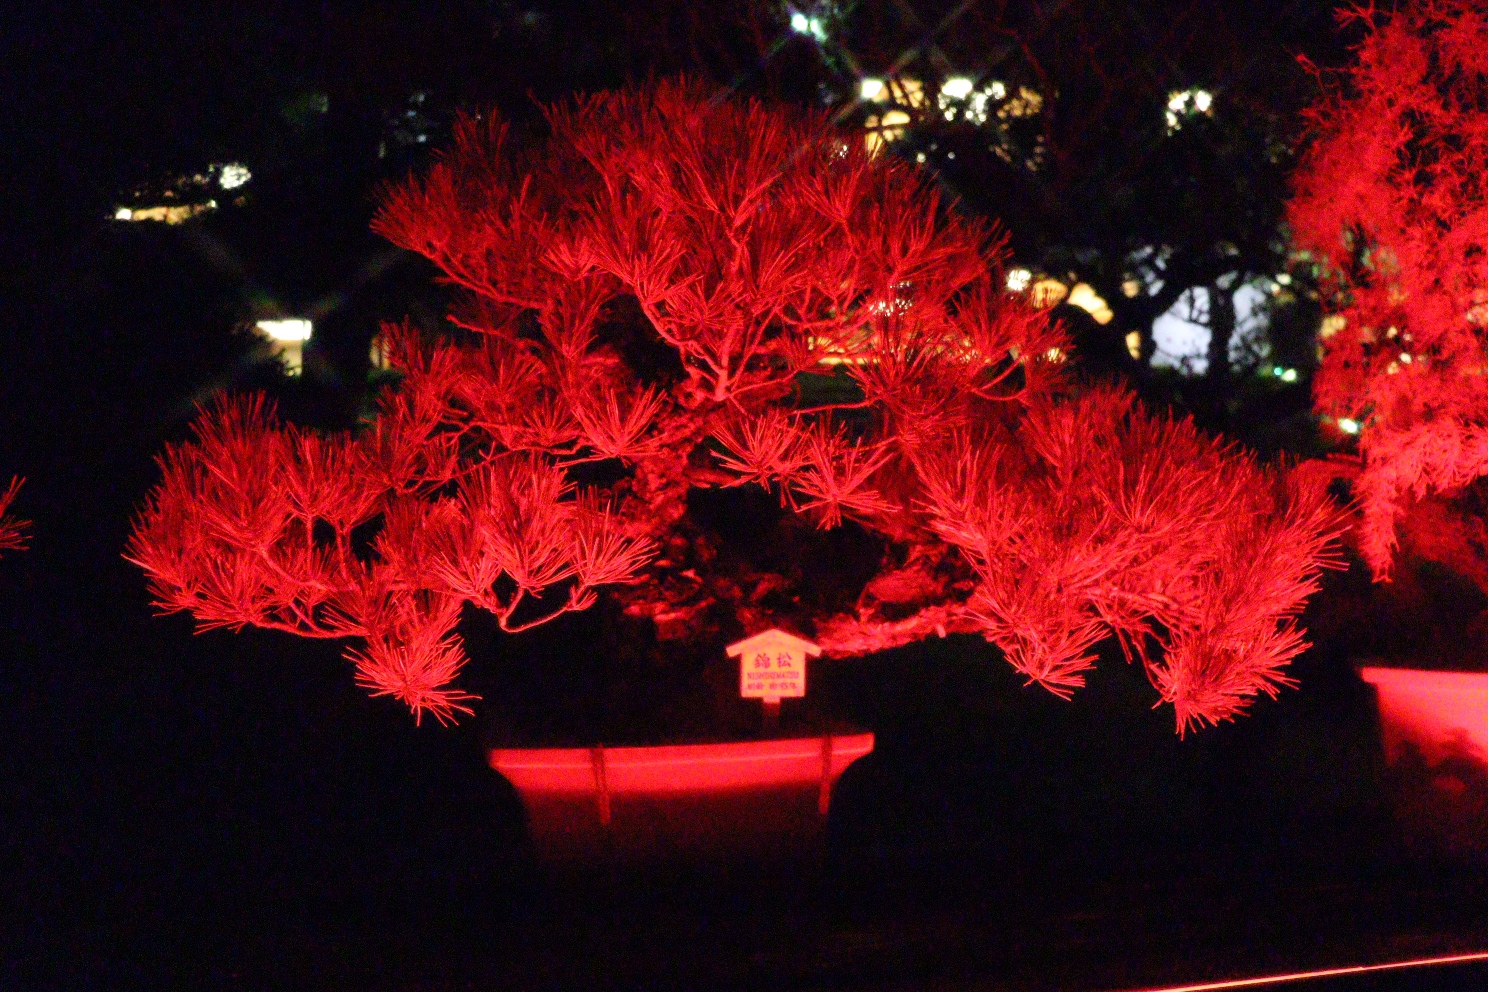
[1290,2,1488,582]
[129,83,1341,732]
[0,477,26,556]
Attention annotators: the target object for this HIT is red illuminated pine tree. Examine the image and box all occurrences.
[0,477,26,556]
[129,82,1341,732]
[1291,1,1488,584]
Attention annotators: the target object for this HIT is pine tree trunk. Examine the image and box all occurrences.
[1206,280,1236,382]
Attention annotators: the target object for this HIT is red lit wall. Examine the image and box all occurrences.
[1360,666,1488,855]
[489,734,874,865]
[1360,667,1488,766]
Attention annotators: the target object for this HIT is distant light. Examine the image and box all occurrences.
[1030,278,1069,309]
[110,202,216,225]
[860,78,886,102]
[1006,268,1032,293]
[216,162,251,190]
[1280,367,1298,382]
[789,11,826,41]
[895,77,927,109]
[254,319,312,376]
[1067,283,1114,324]
[370,332,390,370]
[1319,314,1347,338]
[255,319,313,342]
[1002,86,1043,119]
[1125,331,1143,360]
[941,77,974,100]
[943,79,1009,125]
[1339,418,1361,434]
[1276,272,1292,285]
[880,300,912,319]
[1165,88,1215,133]
[864,109,911,154]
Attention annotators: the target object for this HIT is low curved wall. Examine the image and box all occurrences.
[1360,667,1488,855]
[489,734,874,865]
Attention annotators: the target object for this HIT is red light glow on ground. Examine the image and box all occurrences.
[491,734,874,794]
[490,735,875,863]
[1117,949,1488,992]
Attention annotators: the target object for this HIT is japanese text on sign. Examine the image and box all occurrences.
[726,629,820,702]
[742,650,805,699]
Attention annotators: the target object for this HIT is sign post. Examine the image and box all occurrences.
[726,629,821,736]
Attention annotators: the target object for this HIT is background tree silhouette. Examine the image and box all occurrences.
[788,0,1345,447]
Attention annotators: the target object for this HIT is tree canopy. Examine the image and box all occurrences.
[1290,0,1488,587]
[128,82,1342,732]
[0,478,26,558]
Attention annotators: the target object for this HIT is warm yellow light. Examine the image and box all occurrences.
[1319,314,1346,338]
[1067,283,1113,324]
[1029,278,1068,309]
[941,77,974,100]
[864,109,912,154]
[893,77,926,109]
[1001,86,1043,118]
[1125,331,1142,360]
[252,319,311,375]
[255,319,313,342]
[859,78,886,102]
[111,202,215,225]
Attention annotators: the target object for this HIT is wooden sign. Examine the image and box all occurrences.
[727,629,821,702]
